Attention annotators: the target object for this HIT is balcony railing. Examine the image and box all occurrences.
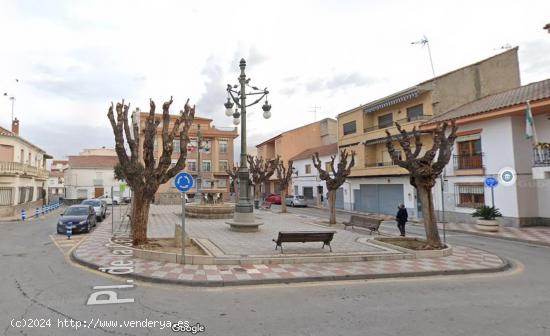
[453,154,484,170]
[0,161,49,179]
[363,115,431,133]
[534,147,550,166]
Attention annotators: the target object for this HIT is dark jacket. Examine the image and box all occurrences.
[396,208,408,224]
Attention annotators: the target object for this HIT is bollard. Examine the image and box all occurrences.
[42,205,46,215]
[21,209,26,221]
[66,222,72,240]
[35,208,40,217]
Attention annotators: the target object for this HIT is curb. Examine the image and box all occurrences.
[70,244,512,288]
[412,223,550,248]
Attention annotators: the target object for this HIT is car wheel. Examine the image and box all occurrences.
[85,223,90,233]
[290,202,294,207]
[57,229,63,234]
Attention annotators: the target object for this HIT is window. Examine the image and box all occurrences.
[20,149,24,163]
[202,160,211,172]
[456,139,482,169]
[406,104,424,121]
[201,140,212,153]
[325,162,332,172]
[28,187,34,202]
[219,140,228,154]
[219,160,228,172]
[378,113,393,129]
[187,160,197,172]
[217,179,227,188]
[187,139,198,153]
[0,187,13,206]
[455,184,485,208]
[305,164,312,174]
[202,179,213,189]
[173,140,180,153]
[343,121,356,135]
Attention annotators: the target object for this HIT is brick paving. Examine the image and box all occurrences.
[436,222,550,246]
[72,206,509,286]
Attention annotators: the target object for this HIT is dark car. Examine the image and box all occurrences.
[57,205,97,234]
[265,194,282,205]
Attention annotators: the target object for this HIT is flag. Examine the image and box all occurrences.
[525,100,538,144]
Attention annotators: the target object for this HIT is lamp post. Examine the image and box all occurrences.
[195,124,203,203]
[224,58,271,231]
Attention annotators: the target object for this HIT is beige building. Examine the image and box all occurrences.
[337,48,521,217]
[0,119,51,217]
[79,147,117,156]
[48,159,68,200]
[136,112,239,204]
[255,118,337,194]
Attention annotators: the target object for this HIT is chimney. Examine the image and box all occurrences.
[11,118,19,135]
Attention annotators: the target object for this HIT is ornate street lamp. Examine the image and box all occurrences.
[224,58,271,231]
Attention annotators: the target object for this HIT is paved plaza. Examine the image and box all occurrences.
[71,204,510,286]
[146,205,389,256]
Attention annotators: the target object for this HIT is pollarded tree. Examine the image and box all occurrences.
[226,164,240,202]
[385,122,457,248]
[276,160,294,213]
[107,97,195,245]
[247,155,280,204]
[312,150,355,224]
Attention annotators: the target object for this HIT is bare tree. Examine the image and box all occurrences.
[247,155,280,204]
[107,97,195,245]
[276,160,294,213]
[312,150,355,224]
[385,122,457,248]
[226,164,239,202]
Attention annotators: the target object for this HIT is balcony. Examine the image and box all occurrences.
[453,154,484,175]
[365,161,396,168]
[532,147,550,179]
[363,115,431,133]
[0,161,49,180]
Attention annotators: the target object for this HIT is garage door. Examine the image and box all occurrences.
[356,184,403,215]
[303,187,314,199]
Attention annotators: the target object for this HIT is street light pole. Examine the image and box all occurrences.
[224,58,271,230]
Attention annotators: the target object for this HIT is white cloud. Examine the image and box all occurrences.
[0,0,549,160]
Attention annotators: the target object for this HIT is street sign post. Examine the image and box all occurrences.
[484,176,498,207]
[175,172,193,263]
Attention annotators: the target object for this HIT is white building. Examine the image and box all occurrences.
[48,160,68,200]
[64,155,126,202]
[0,119,51,217]
[290,143,339,205]
[423,79,550,227]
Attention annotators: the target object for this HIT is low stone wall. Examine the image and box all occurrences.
[0,199,46,218]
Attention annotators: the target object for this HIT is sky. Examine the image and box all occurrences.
[1,0,549,161]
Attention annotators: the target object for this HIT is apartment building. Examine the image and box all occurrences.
[136,112,239,204]
[48,160,68,201]
[422,78,550,227]
[255,118,337,194]
[337,48,521,217]
[0,119,51,217]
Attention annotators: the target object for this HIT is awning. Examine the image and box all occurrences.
[363,87,421,114]
[363,135,399,146]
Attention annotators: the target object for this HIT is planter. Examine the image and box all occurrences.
[476,219,499,232]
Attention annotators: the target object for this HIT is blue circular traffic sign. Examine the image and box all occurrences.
[484,176,498,188]
[175,172,194,193]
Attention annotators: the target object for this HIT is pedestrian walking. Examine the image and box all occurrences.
[396,204,408,237]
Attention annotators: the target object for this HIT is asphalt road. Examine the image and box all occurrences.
[1,206,549,336]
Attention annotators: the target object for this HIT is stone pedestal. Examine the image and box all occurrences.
[174,224,191,248]
[225,211,264,232]
[476,219,499,232]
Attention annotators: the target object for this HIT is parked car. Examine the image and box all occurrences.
[82,199,106,222]
[285,195,307,207]
[121,196,132,204]
[57,205,97,234]
[96,194,120,205]
[265,194,282,205]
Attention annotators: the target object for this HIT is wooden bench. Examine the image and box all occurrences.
[343,215,382,234]
[273,231,336,253]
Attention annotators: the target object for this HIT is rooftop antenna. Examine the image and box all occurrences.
[310,106,321,121]
[411,35,436,78]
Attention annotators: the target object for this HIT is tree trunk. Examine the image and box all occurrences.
[328,189,336,224]
[130,190,152,246]
[254,184,261,203]
[280,187,287,213]
[417,185,443,248]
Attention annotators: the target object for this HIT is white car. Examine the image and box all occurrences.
[285,195,307,207]
[96,194,120,205]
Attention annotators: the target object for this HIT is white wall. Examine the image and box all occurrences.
[292,154,337,198]
[65,167,124,199]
